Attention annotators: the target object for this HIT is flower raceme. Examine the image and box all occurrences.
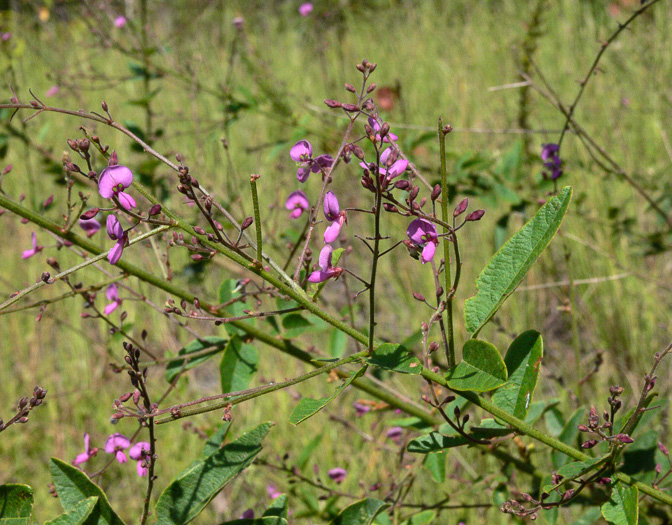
[98,164,136,210]
[406,218,439,264]
[308,244,343,283]
[285,190,310,219]
[290,140,333,183]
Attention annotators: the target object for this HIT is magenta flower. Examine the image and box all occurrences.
[240,509,255,519]
[104,283,123,315]
[328,468,347,484]
[380,147,408,180]
[22,232,43,259]
[73,433,98,466]
[45,85,60,97]
[407,219,439,264]
[105,433,130,464]
[129,441,150,477]
[541,143,563,180]
[106,215,128,265]
[353,402,371,416]
[1,33,10,42]
[290,140,334,182]
[386,426,403,444]
[308,244,343,283]
[79,217,101,237]
[114,16,127,28]
[98,165,136,210]
[323,191,340,221]
[368,117,398,143]
[285,190,310,219]
[267,484,282,499]
[299,2,313,16]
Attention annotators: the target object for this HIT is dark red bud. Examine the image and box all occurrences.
[442,124,453,135]
[241,216,253,230]
[41,272,51,283]
[409,185,419,202]
[193,226,206,235]
[382,203,398,213]
[577,425,590,432]
[394,180,410,190]
[324,99,342,108]
[149,204,162,216]
[366,83,376,93]
[454,198,469,217]
[431,184,442,201]
[79,139,90,152]
[581,439,598,449]
[344,83,356,93]
[379,122,390,138]
[341,103,360,113]
[413,292,425,302]
[466,209,485,221]
[109,150,118,166]
[351,144,365,160]
[67,139,79,151]
[369,63,377,72]
[81,208,100,220]
[101,101,109,112]
[615,433,634,444]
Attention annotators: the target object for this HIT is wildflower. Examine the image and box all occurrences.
[386,426,403,444]
[406,219,439,264]
[129,441,150,477]
[240,510,255,519]
[98,164,136,210]
[232,16,244,29]
[308,244,343,283]
[73,433,98,466]
[114,16,127,28]
[79,217,101,237]
[328,468,347,484]
[359,147,408,182]
[45,85,60,97]
[323,191,346,243]
[105,433,130,463]
[368,117,398,143]
[285,190,310,219]
[104,283,123,315]
[267,484,282,499]
[299,3,313,16]
[541,143,563,180]
[1,33,10,42]
[353,402,371,416]
[106,215,128,265]
[290,140,333,182]
[22,232,43,259]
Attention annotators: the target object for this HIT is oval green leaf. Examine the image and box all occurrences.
[464,186,572,335]
[44,497,98,525]
[601,482,638,525]
[492,331,543,419]
[0,484,33,521]
[220,337,259,394]
[446,340,507,392]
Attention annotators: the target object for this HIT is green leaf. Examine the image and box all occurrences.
[220,337,258,394]
[0,484,33,521]
[525,398,560,425]
[601,482,638,525]
[44,497,98,525]
[551,407,586,469]
[366,344,421,374]
[330,498,390,525]
[281,314,313,339]
[329,328,348,358]
[218,279,255,337]
[200,422,232,459]
[464,186,572,335]
[290,366,367,425]
[262,495,288,518]
[543,457,607,493]
[492,331,543,419]
[446,340,507,392]
[165,336,228,383]
[407,427,512,453]
[422,453,445,483]
[402,510,436,525]
[156,422,273,524]
[49,458,125,525]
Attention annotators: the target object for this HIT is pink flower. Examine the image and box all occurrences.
[129,441,150,477]
[353,402,370,416]
[299,3,313,16]
[22,232,43,259]
[285,190,309,219]
[1,33,11,42]
[114,16,127,28]
[368,117,398,143]
[79,217,101,237]
[104,283,123,315]
[73,433,98,466]
[105,433,130,464]
[106,215,128,265]
[328,468,347,484]
[308,244,343,283]
[267,484,282,499]
[290,140,333,182]
[407,219,439,264]
[323,192,346,243]
[45,85,60,97]
[386,426,403,444]
[98,165,136,210]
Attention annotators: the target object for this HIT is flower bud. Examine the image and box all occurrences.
[383,203,398,213]
[149,204,162,216]
[41,272,51,283]
[80,208,100,220]
[79,139,90,153]
[369,62,377,73]
[341,103,360,113]
[379,122,390,138]
[193,226,206,235]
[581,439,598,449]
[431,184,442,201]
[466,209,485,221]
[409,185,419,202]
[614,433,634,444]
[191,254,203,261]
[454,198,469,217]
[241,216,254,230]
[324,99,342,108]
[344,83,356,93]
[101,101,109,112]
[67,139,79,152]
[394,180,410,191]
[658,442,669,456]
[351,144,365,160]
[413,292,425,302]
[366,83,376,93]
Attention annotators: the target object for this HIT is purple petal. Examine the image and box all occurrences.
[98,165,134,199]
[328,467,347,484]
[368,117,380,132]
[297,165,311,183]
[382,132,398,143]
[79,218,101,237]
[380,147,391,165]
[290,140,312,162]
[136,460,147,477]
[406,219,437,245]
[317,244,333,270]
[105,433,130,454]
[106,215,123,240]
[323,191,340,221]
[299,2,313,16]
[129,441,150,460]
[240,509,255,519]
[108,240,124,265]
[117,191,136,210]
[116,451,127,464]
[421,242,436,264]
[311,154,334,173]
[285,190,309,211]
[541,143,559,161]
[104,301,120,316]
[21,248,36,259]
[324,221,342,243]
[106,283,118,302]
[73,452,91,466]
[386,159,408,180]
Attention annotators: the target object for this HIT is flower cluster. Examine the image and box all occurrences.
[73,433,150,477]
[290,140,333,183]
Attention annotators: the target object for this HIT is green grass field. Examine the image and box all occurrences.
[1,1,672,523]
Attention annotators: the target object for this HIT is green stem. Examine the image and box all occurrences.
[438,118,454,367]
[249,175,263,262]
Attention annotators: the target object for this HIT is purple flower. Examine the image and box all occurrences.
[79,217,101,237]
[308,244,343,283]
[114,16,127,28]
[541,143,563,180]
[328,468,347,484]
[98,165,136,210]
[73,433,98,466]
[290,140,333,182]
[45,85,60,97]
[105,433,130,464]
[267,484,282,499]
[368,117,398,143]
[22,232,43,259]
[407,219,439,264]
[323,191,340,221]
[106,215,128,265]
[1,33,11,42]
[353,402,371,416]
[129,441,150,477]
[285,190,310,219]
[299,3,313,16]
[240,509,255,519]
[359,147,408,182]
[104,283,123,315]
[386,426,403,444]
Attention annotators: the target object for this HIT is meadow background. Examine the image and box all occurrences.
[1,0,672,523]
